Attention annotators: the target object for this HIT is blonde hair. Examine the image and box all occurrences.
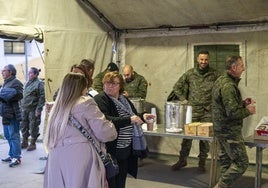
[44,73,87,150]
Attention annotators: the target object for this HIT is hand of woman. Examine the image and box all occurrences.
[143,113,156,123]
[131,115,144,125]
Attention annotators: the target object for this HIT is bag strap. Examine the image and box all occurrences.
[69,115,110,164]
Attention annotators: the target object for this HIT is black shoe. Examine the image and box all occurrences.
[197,165,206,172]
[9,158,21,167]
[1,157,12,162]
[27,143,36,151]
[39,156,48,160]
[171,160,187,171]
[198,159,206,172]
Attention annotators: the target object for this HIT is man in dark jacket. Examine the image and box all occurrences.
[212,56,256,188]
[0,64,23,167]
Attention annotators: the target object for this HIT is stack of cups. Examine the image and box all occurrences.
[186,105,192,124]
[151,107,157,129]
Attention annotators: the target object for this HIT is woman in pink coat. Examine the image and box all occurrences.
[44,73,117,188]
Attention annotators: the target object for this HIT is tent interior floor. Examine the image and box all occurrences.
[127,153,268,188]
[0,138,268,187]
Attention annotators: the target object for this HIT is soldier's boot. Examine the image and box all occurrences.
[171,157,187,171]
[213,181,230,188]
[21,137,28,149]
[27,139,37,151]
[197,159,206,172]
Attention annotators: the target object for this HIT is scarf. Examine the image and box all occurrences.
[110,95,134,149]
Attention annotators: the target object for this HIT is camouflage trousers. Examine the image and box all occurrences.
[215,135,249,186]
[20,110,41,139]
[179,139,209,161]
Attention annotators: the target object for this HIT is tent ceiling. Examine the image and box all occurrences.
[81,0,268,33]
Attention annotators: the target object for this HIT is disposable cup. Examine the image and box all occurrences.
[147,123,154,131]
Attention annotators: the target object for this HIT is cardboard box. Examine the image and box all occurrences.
[184,122,202,136]
[254,117,268,141]
[197,122,213,137]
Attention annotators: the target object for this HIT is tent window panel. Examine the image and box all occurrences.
[4,41,25,54]
[194,45,239,74]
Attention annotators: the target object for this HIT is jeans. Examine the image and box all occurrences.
[3,119,21,159]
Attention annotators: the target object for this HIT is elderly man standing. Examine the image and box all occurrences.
[122,64,148,99]
[0,64,23,167]
[212,56,256,188]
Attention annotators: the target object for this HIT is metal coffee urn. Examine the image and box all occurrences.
[165,101,192,133]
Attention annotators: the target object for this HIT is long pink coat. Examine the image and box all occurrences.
[44,96,117,188]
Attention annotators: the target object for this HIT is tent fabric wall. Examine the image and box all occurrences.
[0,0,113,100]
[44,30,112,100]
[121,30,268,162]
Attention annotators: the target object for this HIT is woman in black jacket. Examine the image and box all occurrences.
[94,71,154,188]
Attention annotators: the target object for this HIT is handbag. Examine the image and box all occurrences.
[132,124,148,158]
[69,116,119,179]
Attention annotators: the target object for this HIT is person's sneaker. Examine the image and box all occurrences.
[9,158,21,167]
[1,157,12,162]
[171,160,187,171]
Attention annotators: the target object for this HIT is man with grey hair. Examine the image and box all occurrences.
[0,64,23,167]
[212,56,256,188]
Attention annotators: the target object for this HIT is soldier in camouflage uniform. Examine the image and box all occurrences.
[20,67,45,151]
[171,50,220,172]
[122,64,148,99]
[92,62,119,93]
[212,56,256,188]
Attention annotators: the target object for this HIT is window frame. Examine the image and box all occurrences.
[4,40,25,54]
[190,42,247,85]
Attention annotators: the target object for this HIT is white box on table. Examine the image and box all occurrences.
[254,117,268,141]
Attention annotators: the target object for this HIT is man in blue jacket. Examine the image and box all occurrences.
[0,64,23,167]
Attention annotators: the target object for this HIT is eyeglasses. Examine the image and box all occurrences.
[104,81,120,87]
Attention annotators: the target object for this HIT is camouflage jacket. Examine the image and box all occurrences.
[92,71,106,93]
[124,71,148,99]
[20,78,45,113]
[212,72,250,137]
[173,67,219,116]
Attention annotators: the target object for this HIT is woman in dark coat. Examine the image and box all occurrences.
[94,71,154,188]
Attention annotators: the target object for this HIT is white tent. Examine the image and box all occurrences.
[0,0,268,162]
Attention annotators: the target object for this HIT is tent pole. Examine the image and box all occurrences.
[24,41,28,81]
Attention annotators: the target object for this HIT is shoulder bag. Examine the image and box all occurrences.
[69,115,119,179]
[132,124,148,158]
